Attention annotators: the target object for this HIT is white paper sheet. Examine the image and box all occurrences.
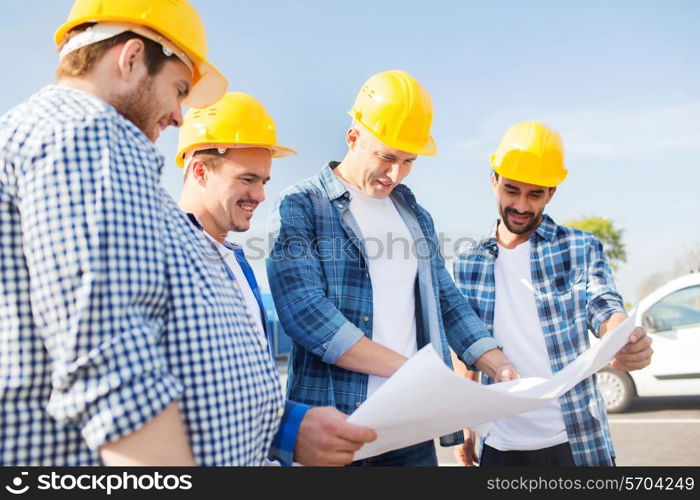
[348,313,636,460]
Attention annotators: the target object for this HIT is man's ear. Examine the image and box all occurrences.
[346,127,360,150]
[116,38,147,82]
[491,172,499,195]
[190,159,208,185]
[546,186,557,203]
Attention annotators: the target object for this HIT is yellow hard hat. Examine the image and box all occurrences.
[490,121,567,187]
[175,92,297,168]
[348,70,437,156]
[54,0,227,108]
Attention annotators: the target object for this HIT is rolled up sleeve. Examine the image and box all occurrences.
[585,237,626,336]
[267,192,364,363]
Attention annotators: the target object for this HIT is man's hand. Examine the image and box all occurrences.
[493,362,520,382]
[474,349,521,382]
[454,428,479,466]
[611,326,653,371]
[294,407,377,466]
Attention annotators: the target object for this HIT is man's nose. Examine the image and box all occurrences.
[512,195,530,213]
[170,106,184,128]
[251,183,266,203]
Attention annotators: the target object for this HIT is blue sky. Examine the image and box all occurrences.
[1,0,698,301]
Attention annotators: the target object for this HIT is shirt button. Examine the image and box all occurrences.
[338,203,345,209]
[343,193,349,198]
[278,407,284,418]
[363,316,369,322]
[355,402,361,408]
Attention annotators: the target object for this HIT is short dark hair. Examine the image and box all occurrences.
[56,23,171,79]
[183,149,227,181]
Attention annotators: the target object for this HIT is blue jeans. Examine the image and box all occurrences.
[349,440,438,467]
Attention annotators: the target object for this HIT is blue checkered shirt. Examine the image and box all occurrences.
[0,86,284,465]
[266,162,499,446]
[453,214,625,466]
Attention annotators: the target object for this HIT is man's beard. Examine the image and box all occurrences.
[112,75,159,142]
[500,207,542,235]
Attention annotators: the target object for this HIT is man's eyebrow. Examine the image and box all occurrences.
[377,151,396,158]
[239,173,270,182]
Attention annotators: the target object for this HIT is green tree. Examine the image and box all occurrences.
[564,216,627,272]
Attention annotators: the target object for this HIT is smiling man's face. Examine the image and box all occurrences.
[492,174,556,237]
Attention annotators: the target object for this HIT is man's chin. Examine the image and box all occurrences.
[504,215,541,235]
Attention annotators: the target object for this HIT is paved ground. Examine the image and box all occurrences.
[436,395,700,466]
[277,359,700,466]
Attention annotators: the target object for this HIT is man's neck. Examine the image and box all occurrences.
[496,222,534,249]
[179,196,227,244]
[57,77,112,106]
[333,155,361,190]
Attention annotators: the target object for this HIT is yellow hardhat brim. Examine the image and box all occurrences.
[271,144,298,159]
[414,135,437,156]
[349,111,438,156]
[183,59,227,108]
[176,143,297,168]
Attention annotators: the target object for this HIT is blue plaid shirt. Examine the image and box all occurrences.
[0,86,284,465]
[453,214,625,466]
[267,162,499,446]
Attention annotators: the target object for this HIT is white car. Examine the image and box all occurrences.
[597,273,700,412]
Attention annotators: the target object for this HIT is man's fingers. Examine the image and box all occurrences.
[620,335,652,354]
[615,345,654,364]
[454,446,467,466]
[627,326,647,344]
[320,407,377,444]
[611,346,653,370]
[332,421,377,445]
[496,364,521,382]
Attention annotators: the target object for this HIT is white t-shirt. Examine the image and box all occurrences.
[485,240,569,451]
[340,179,418,399]
[204,232,267,349]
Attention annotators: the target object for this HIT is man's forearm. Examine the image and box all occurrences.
[100,401,196,466]
[334,336,408,377]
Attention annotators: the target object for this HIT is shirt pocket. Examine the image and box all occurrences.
[542,267,586,322]
[546,267,584,295]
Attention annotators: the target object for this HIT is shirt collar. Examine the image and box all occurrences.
[319,161,349,201]
[185,212,240,251]
[533,213,558,242]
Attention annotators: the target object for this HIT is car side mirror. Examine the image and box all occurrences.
[642,314,657,332]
